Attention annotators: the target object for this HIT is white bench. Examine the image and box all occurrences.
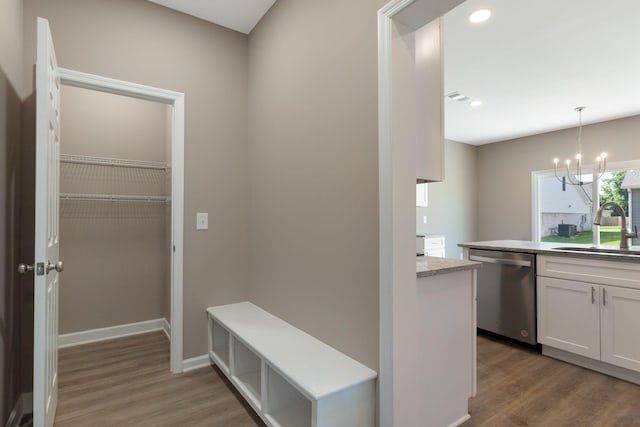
[206,302,377,427]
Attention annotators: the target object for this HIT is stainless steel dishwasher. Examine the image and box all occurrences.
[469,248,536,345]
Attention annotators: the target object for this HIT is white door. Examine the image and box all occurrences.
[34,17,62,427]
[537,277,600,359]
[600,285,640,372]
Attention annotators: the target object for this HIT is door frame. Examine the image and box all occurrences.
[377,0,465,424]
[58,68,185,373]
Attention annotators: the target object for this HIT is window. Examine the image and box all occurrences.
[533,161,640,248]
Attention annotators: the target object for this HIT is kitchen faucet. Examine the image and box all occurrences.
[593,202,638,249]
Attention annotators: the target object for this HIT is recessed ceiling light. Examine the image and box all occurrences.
[470,100,483,107]
[469,9,491,23]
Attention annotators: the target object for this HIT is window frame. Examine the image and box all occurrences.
[532,160,640,245]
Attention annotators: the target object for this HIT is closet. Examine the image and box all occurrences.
[58,85,171,344]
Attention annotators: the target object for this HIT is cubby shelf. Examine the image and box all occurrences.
[209,320,230,374]
[206,302,376,427]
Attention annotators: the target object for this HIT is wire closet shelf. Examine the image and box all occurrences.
[60,153,170,205]
[60,193,169,203]
[60,153,169,170]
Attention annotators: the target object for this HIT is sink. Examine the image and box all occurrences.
[553,246,640,255]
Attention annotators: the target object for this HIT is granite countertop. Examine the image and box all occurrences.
[458,240,640,262]
[416,256,481,278]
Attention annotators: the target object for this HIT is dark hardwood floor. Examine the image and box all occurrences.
[464,335,640,426]
[54,331,264,427]
[53,331,640,426]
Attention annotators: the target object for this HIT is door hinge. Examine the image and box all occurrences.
[173,245,176,253]
[36,262,45,276]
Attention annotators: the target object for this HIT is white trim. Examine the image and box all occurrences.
[531,171,541,241]
[163,318,171,340]
[379,2,467,425]
[58,318,167,348]
[170,94,185,374]
[181,355,211,373]
[58,68,183,104]
[448,414,471,427]
[57,67,185,373]
[378,4,414,426]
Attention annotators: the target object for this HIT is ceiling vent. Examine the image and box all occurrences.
[446,91,470,102]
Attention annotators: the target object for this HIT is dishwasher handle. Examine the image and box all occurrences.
[469,254,532,268]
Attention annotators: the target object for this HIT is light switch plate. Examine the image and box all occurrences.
[196,212,208,230]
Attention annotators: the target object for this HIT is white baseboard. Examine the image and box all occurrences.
[163,318,171,340]
[182,354,210,373]
[5,392,32,427]
[59,318,168,348]
[449,414,471,427]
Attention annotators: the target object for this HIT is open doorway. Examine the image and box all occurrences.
[57,85,172,356]
[58,68,185,374]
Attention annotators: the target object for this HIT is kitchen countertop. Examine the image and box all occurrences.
[458,240,640,262]
[416,256,481,278]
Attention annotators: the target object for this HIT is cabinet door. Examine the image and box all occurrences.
[416,183,428,207]
[600,286,640,372]
[415,18,443,182]
[537,277,600,359]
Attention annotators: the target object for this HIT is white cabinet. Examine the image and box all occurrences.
[600,285,640,372]
[416,183,428,207]
[425,235,445,257]
[416,269,476,426]
[537,276,600,359]
[415,18,444,182]
[416,235,445,257]
[207,302,377,427]
[537,255,640,375]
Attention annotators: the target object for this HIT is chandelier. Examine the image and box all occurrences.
[553,106,607,186]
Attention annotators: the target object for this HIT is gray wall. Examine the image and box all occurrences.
[0,0,23,422]
[23,0,249,359]
[476,115,640,240]
[247,0,386,370]
[416,140,477,259]
[59,86,168,334]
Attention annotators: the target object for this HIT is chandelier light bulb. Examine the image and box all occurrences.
[565,159,571,166]
[575,153,582,160]
[553,158,559,164]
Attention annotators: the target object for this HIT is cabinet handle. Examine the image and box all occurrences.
[602,288,607,306]
[591,286,595,304]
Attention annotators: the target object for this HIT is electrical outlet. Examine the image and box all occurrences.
[196,212,208,230]
[423,215,427,224]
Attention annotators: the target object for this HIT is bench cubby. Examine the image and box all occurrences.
[207,302,376,427]
[232,336,262,407]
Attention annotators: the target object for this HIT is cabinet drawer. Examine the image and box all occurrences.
[537,255,640,290]
[425,236,445,249]
[426,248,445,258]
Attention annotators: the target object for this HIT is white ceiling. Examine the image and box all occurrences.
[147,1,639,146]
[148,0,276,34]
[444,0,640,145]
